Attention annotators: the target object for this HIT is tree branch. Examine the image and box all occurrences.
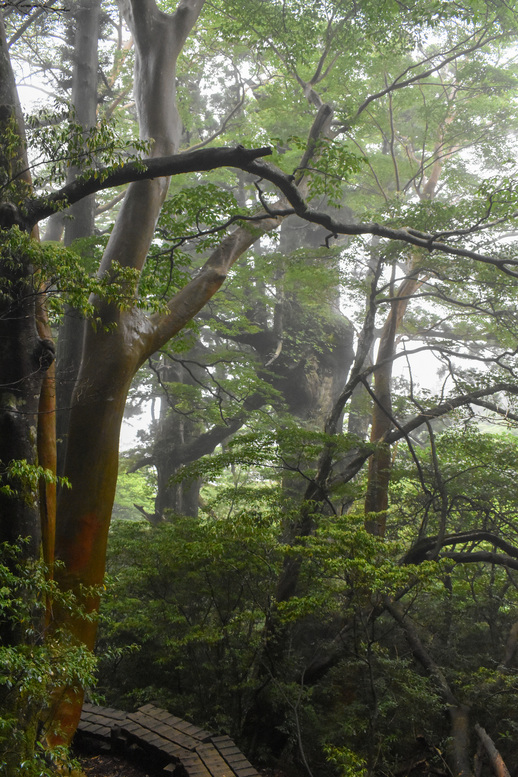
[24,145,273,226]
[386,598,474,777]
[332,382,518,490]
[442,551,518,571]
[353,28,499,121]
[474,724,511,777]
[7,0,60,47]
[17,144,518,279]
[402,530,518,565]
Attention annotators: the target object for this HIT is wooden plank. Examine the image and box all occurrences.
[173,719,213,741]
[148,707,171,721]
[233,770,259,777]
[215,745,243,757]
[77,703,260,777]
[78,703,127,741]
[128,711,148,725]
[210,735,260,776]
[196,742,237,777]
[180,752,213,777]
[135,705,212,742]
[126,712,199,751]
[77,720,111,739]
[121,720,140,734]
[86,723,110,737]
[138,703,156,714]
[119,720,189,763]
[81,703,126,722]
[211,737,242,756]
[138,706,184,726]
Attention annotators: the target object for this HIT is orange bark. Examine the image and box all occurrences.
[50,331,134,742]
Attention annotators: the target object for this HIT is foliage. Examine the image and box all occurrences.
[112,466,156,522]
[5,0,518,774]
[98,511,282,733]
[0,226,142,320]
[26,111,152,190]
[0,458,68,501]
[98,422,518,773]
[0,542,97,776]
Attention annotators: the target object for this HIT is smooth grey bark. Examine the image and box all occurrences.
[50,1,208,742]
[152,354,204,519]
[56,0,101,475]
[55,0,206,580]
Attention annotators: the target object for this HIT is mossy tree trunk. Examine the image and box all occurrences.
[0,14,56,772]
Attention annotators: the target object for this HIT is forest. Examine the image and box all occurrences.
[2,0,518,775]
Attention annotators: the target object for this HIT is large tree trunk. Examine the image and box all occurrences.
[51,0,205,742]
[0,14,47,564]
[2,0,347,752]
[49,0,294,741]
[56,0,101,475]
[0,14,57,772]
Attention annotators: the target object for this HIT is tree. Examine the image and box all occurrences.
[3,0,518,772]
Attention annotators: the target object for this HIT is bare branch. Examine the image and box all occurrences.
[184,89,246,152]
[442,551,518,571]
[7,0,60,48]
[354,28,500,121]
[403,530,518,565]
[24,145,274,224]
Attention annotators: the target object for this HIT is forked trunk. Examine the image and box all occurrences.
[49,0,204,741]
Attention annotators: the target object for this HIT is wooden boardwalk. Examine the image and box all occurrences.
[77,702,260,777]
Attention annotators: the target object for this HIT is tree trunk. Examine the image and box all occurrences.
[474,724,511,777]
[153,354,204,519]
[50,0,204,742]
[0,14,56,770]
[0,14,46,560]
[364,271,421,536]
[56,0,101,475]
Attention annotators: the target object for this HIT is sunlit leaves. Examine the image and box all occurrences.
[25,110,151,191]
[0,226,141,320]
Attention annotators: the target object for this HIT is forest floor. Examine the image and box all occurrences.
[74,750,152,777]
[73,748,286,777]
